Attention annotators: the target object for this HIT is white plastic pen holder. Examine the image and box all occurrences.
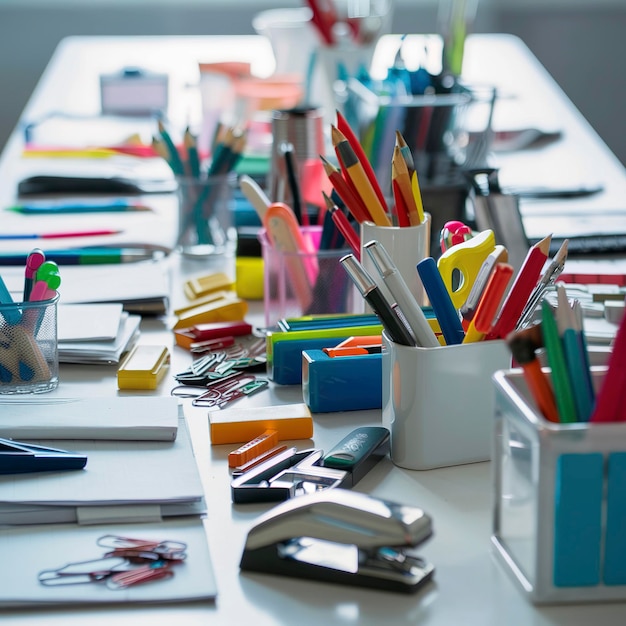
[360,213,431,310]
[492,368,626,604]
[382,332,510,470]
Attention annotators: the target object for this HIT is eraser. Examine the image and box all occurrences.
[209,402,313,445]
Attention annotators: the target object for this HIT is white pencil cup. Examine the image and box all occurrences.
[360,213,431,310]
[381,332,510,470]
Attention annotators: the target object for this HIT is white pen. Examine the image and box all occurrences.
[363,241,439,348]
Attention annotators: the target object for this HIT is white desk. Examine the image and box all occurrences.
[1,35,626,625]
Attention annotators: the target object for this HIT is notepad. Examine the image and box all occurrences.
[57,303,123,341]
[0,414,204,525]
[0,396,179,441]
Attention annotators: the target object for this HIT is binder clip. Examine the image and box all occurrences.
[240,489,435,594]
[231,427,390,504]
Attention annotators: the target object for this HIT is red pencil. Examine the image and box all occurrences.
[320,155,371,224]
[489,235,552,339]
[322,191,361,259]
[336,109,388,213]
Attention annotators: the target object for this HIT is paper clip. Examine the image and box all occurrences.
[192,373,268,408]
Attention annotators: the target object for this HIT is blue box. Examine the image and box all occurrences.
[302,349,382,413]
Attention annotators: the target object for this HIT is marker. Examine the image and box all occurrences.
[416,257,465,345]
[0,229,121,240]
[23,248,46,301]
[340,254,415,347]
[6,201,152,214]
[0,249,157,266]
[364,240,439,348]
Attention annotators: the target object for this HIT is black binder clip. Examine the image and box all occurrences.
[240,489,435,594]
[231,427,390,504]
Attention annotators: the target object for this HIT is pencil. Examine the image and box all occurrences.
[395,130,415,173]
[541,299,577,423]
[489,234,552,339]
[331,126,391,227]
[320,156,371,224]
[392,145,419,227]
[507,327,560,423]
[410,169,426,225]
[336,110,388,213]
[322,191,361,259]
[183,127,201,178]
[157,119,185,176]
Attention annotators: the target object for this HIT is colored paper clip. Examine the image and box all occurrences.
[192,373,268,408]
[231,427,390,504]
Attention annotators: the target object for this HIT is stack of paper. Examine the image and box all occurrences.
[0,396,179,441]
[0,415,205,526]
[57,303,140,364]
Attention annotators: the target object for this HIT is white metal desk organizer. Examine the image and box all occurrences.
[492,368,626,604]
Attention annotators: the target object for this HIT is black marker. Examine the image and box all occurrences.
[340,254,416,346]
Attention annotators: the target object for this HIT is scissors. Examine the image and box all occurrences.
[436,228,498,310]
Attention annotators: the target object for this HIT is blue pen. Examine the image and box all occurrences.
[416,257,465,345]
[6,200,151,214]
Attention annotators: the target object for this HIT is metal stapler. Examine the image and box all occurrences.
[231,427,390,504]
[240,489,435,593]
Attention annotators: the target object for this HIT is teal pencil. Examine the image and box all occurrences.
[556,285,595,421]
[157,119,185,176]
[184,127,201,178]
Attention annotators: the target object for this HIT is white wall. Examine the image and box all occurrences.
[0,1,624,164]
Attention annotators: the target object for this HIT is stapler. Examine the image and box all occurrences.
[240,489,435,594]
[231,427,390,504]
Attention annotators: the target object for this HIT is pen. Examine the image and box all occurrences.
[0,229,121,240]
[364,240,439,347]
[416,257,465,345]
[0,249,157,266]
[340,254,416,346]
[6,201,152,214]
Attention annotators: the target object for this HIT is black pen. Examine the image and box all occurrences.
[340,254,416,346]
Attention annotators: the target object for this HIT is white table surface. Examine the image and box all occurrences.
[1,34,626,625]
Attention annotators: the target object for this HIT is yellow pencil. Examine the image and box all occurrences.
[410,169,426,225]
[331,126,391,227]
[392,145,420,226]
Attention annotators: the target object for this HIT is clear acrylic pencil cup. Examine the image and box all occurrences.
[259,225,357,329]
[0,294,59,394]
[176,173,236,258]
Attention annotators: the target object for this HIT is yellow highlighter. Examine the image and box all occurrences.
[437,229,496,310]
